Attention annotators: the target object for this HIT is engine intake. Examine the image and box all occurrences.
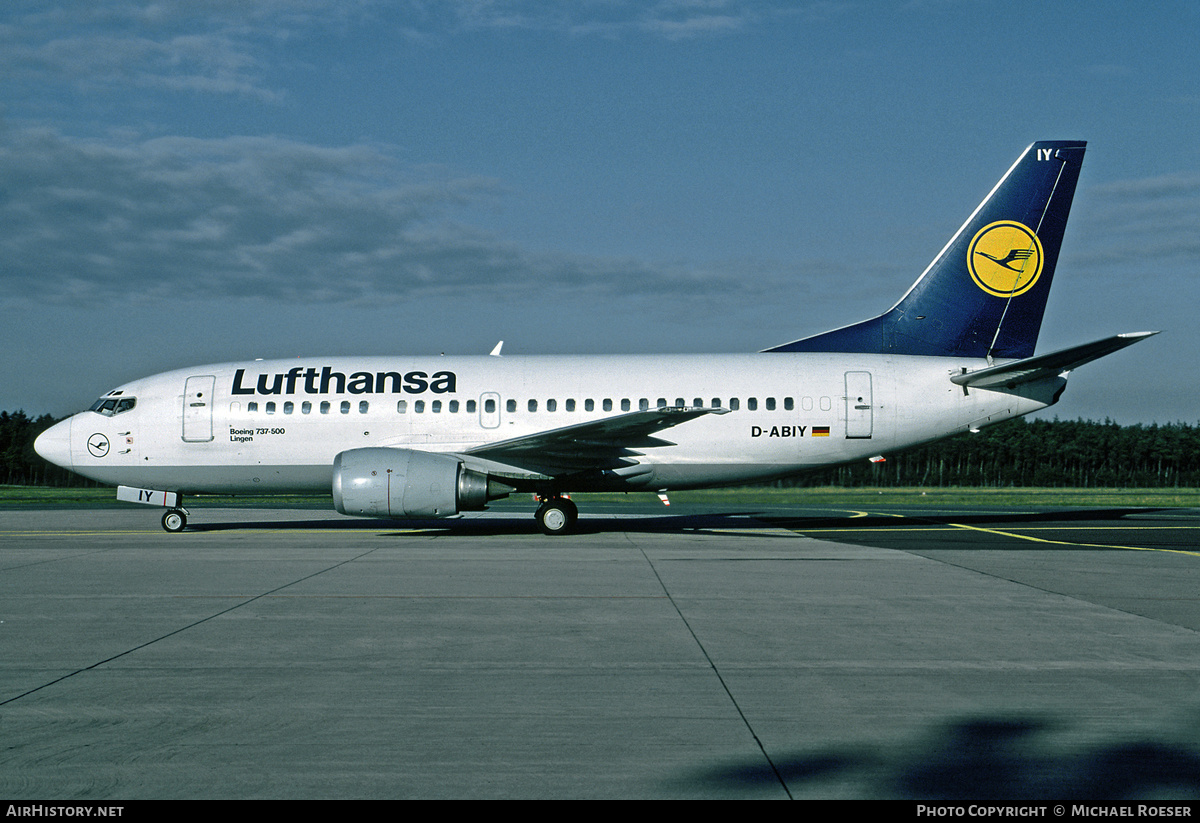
[332,448,510,518]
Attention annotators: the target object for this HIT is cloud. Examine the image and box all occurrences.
[0,127,805,308]
[0,128,487,303]
[0,2,305,101]
[423,0,748,35]
[0,1,815,112]
[332,1,801,41]
[1070,172,1200,268]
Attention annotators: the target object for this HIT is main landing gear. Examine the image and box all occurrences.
[535,495,578,535]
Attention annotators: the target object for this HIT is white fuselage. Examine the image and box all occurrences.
[46,352,1059,496]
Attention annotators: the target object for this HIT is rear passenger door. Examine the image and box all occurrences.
[844,371,873,439]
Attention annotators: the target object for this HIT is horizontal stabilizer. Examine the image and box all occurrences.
[951,332,1158,389]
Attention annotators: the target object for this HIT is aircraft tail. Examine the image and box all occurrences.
[766,141,1087,359]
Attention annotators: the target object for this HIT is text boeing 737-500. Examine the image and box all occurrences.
[35,141,1156,534]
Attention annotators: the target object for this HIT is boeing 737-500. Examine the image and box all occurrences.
[34,141,1155,534]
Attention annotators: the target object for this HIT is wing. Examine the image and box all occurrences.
[461,406,727,477]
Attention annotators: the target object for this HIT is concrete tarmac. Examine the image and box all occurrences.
[3,503,1200,799]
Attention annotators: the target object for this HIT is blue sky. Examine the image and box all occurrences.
[2,0,1197,423]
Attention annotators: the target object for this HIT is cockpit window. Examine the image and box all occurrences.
[90,397,136,416]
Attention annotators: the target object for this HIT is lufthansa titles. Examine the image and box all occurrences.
[232,367,456,396]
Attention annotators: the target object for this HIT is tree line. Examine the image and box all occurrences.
[794,417,1200,488]
[1,411,99,486]
[3,409,1198,489]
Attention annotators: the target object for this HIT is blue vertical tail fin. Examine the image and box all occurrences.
[766,141,1086,359]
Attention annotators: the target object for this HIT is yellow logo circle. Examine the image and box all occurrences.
[966,221,1044,297]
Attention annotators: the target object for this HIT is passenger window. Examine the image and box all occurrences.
[528,399,537,412]
[766,398,776,411]
[566,399,575,412]
[585,399,595,412]
[729,398,740,411]
[340,401,350,414]
[784,397,794,411]
[449,400,459,413]
[711,397,720,408]
[248,402,259,413]
[397,400,407,413]
[283,401,294,414]
[507,399,516,413]
[820,396,832,411]
[639,399,649,411]
[657,398,667,409]
[547,399,557,412]
[359,401,369,414]
[266,402,276,414]
[414,400,425,413]
[484,398,495,413]
[320,401,330,414]
[621,399,630,411]
[747,398,757,411]
[432,400,442,413]
[604,399,613,412]
[467,400,477,413]
[302,401,312,414]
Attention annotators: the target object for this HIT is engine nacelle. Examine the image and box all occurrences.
[332,447,507,518]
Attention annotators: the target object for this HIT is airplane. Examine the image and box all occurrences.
[34,141,1156,535]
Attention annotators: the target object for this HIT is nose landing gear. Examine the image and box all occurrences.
[161,508,189,533]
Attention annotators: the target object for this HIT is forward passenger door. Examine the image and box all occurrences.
[182,375,215,442]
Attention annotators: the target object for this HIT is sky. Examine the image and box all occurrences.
[2,0,1197,424]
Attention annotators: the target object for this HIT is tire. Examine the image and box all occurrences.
[162,509,187,533]
[536,498,577,535]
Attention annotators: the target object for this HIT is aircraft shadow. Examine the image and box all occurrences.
[681,715,1200,800]
[184,506,1168,537]
[186,511,793,536]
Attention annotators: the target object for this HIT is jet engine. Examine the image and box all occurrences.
[332,447,510,518]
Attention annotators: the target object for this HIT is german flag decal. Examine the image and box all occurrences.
[811,426,830,437]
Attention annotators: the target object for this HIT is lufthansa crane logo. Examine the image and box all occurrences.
[87,433,110,458]
[966,220,1044,298]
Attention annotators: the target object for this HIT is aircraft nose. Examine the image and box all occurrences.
[34,417,73,470]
